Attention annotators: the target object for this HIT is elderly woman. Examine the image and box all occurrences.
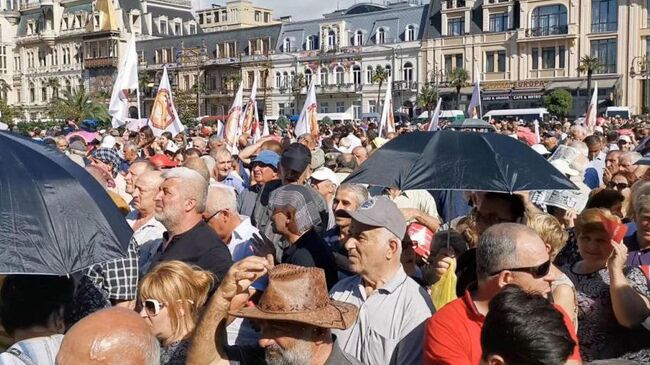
[561,208,650,361]
[139,261,214,365]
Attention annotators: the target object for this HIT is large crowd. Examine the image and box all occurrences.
[2,115,650,365]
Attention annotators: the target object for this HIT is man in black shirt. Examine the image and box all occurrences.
[150,167,233,281]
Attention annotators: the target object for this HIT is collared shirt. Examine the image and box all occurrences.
[282,229,338,290]
[329,266,434,365]
[237,184,262,218]
[126,210,166,274]
[221,172,246,195]
[370,188,440,220]
[149,221,233,281]
[423,288,582,364]
[229,216,259,262]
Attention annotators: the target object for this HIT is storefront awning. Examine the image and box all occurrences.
[547,78,619,90]
[547,80,582,90]
[439,86,474,94]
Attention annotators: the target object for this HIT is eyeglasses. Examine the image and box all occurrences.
[203,209,224,223]
[488,259,551,278]
[142,299,166,317]
[608,182,629,190]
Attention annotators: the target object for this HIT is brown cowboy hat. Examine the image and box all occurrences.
[230,264,358,330]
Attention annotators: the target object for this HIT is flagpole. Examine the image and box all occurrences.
[136,87,142,120]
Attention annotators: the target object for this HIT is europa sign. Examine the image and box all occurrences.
[482,80,547,90]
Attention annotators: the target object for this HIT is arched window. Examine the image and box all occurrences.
[306,36,317,51]
[29,82,35,102]
[385,65,392,77]
[352,66,362,85]
[531,5,568,36]
[366,66,373,84]
[283,38,291,52]
[376,28,386,44]
[354,30,363,46]
[336,67,345,84]
[320,67,328,85]
[282,71,289,87]
[405,25,415,41]
[327,30,336,48]
[305,69,313,85]
[275,72,282,88]
[403,62,413,84]
[289,71,295,88]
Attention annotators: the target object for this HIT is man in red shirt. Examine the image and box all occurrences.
[423,223,582,365]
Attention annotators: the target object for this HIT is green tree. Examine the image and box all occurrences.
[416,84,439,118]
[0,79,11,100]
[372,66,390,109]
[139,72,151,94]
[544,89,573,118]
[48,87,109,123]
[276,115,289,131]
[174,89,199,128]
[577,56,602,103]
[448,68,469,110]
[0,98,21,125]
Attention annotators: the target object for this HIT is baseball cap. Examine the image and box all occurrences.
[149,154,179,169]
[281,143,311,173]
[311,148,325,170]
[344,196,406,239]
[252,150,280,170]
[100,135,116,149]
[619,135,632,144]
[310,167,340,186]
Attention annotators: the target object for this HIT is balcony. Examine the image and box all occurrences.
[483,0,512,9]
[84,57,119,69]
[315,83,363,94]
[517,24,577,42]
[393,81,418,91]
[530,68,567,79]
[442,0,469,10]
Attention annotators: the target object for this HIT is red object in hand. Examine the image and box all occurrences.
[599,213,628,244]
[408,223,434,257]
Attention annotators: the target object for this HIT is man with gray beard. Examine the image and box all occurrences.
[148,167,233,280]
[187,257,363,365]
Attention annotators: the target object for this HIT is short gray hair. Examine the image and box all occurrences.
[620,151,642,164]
[162,167,209,213]
[337,183,368,207]
[567,141,588,157]
[200,155,216,176]
[124,141,139,153]
[206,183,237,216]
[476,223,531,279]
[210,147,232,161]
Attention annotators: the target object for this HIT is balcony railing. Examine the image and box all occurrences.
[393,81,418,91]
[443,0,467,9]
[526,25,568,37]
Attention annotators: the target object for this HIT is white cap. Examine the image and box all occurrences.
[310,167,340,186]
[595,126,604,133]
[619,135,632,144]
[531,144,550,155]
[100,135,116,149]
[551,159,579,177]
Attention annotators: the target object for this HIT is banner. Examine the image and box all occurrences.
[241,74,260,142]
[467,68,481,118]
[109,33,139,128]
[428,98,442,132]
[148,66,184,137]
[296,77,319,139]
[223,83,244,150]
[584,81,598,131]
[378,74,395,137]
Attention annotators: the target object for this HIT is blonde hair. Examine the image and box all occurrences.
[575,208,620,237]
[139,261,214,341]
[526,213,568,259]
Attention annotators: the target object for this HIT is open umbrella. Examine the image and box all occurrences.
[445,118,496,131]
[343,130,577,193]
[0,132,133,275]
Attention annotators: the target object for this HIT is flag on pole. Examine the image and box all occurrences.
[109,33,139,128]
[584,81,598,130]
[296,77,319,139]
[428,98,443,132]
[223,82,244,151]
[241,74,260,142]
[467,68,481,118]
[379,75,395,137]
[148,66,184,137]
[262,116,270,137]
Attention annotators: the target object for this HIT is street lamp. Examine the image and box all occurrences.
[630,55,650,115]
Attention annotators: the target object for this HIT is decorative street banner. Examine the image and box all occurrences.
[296,77,319,139]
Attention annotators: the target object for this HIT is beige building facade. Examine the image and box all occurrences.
[196,0,278,33]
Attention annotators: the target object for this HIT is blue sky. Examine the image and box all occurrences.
[197,0,384,20]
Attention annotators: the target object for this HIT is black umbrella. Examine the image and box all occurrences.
[446,118,496,131]
[0,132,133,275]
[344,130,577,193]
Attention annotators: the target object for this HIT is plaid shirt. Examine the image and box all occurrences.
[91,147,122,171]
[86,238,139,301]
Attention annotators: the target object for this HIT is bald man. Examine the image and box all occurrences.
[56,307,160,365]
[351,146,368,166]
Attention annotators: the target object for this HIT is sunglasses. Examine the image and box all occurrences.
[608,182,629,190]
[142,299,165,317]
[203,209,224,223]
[489,259,551,278]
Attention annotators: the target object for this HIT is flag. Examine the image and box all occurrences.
[109,33,138,128]
[241,74,260,142]
[262,116,270,137]
[378,75,395,137]
[296,77,319,139]
[428,98,443,132]
[148,66,184,137]
[584,81,598,130]
[223,82,243,151]
[467,68,481,118]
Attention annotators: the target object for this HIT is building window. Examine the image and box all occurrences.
[531,5,568,36]
[159,19,168,35]
[189,24,196,34]
[353,101,361,119]
[279,103,285,115]
[366,66,373,84]
[444,54,464,74]
[336,67,344,84]
[376,28,386,44]
[336,101,345,113]
[592,0,617,32]
[174,23,182,35]
[591,38,617,74]
[405,25,415,41]
[305,69,313,85]
[447,18,465,36]
[369,100,377,113]
[283,38,291,52]
[255,11,261,22]
[41,87,47,101]
[320,68,328,85]
[532,48,539,69]
[486,51,506,72]
[320,102,329,113]
[29,83,34,102]
[355,30,363,46]
[403,62,413,84]
[328,30,336,48]
[489,13,508,32]
[559,46,566,68]
[353,66,362,85]
[306,36,317,51]
[264,13,270,22]
[542,47,556,69]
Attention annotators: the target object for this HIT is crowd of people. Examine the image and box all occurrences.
[2,114,650,365]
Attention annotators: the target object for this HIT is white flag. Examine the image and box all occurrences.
[428,98,443,132]
[584,81,598,131]
[378,75,395,137]
[148,66,184,137]
[223,83,244,151]
[241,74,261,142]
[467,68,481,118]
[262,116,270,137]
[296,77,319,139]
[109,33,139,128]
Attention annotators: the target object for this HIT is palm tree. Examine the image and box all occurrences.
[229,74,242,91]
[448,68,469,110]
[577,55,602,102]
[46,78,60,99]
[138,72,151,96]
[372,66,390,110]
[49,87,109,122]
[416,84,439,118]
[293,72,306,112]
[0,79,11,100]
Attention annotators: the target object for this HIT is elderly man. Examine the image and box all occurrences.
[620,151,642,175]
[187,257,362,365]
[604,149,623,186]
[238,150,281,218]
[56,307,160,365]
[335,153,357,182]
[625,195,650,268]
[126,170,166,273]
[150,167,233,280]
[351,146,368,166]
[212,148,245,194]
[193,137,208,155]
[125,159,155,197]
[330,197,434,364]
[122,141,139,172]
[208,133,225,153]
[569,125,587,142]
[269,184,338,289]
[423,223,581,364]
[310,167,340,230]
